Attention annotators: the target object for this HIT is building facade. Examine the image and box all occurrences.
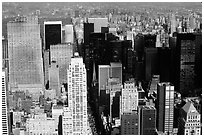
[50,43,73,84]
[67,52,88,135]
[121,80,138,114]
[139,106,156,135]
[178,102,201,135]
[121,112,139,135]
[44,21,62,50]
[157,82,174,134]
[48,61,60,97]
[7,16,44,90]
[1,71,9,135]
[26,114,57,135]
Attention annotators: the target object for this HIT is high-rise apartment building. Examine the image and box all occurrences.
[157,82,174,134]
[7,16,44,91]
[50,43,73,84]
[44,21,62,50]
[1,71,9,135]
[138,106,156,135]
[67,52,88,135]
[178,102,201,135]
[121,79,138,114]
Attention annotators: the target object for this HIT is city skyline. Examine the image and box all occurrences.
[1,2,202,135]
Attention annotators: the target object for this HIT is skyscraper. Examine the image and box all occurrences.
[175,33,196,96]
[178,102,201,135]
[1,71,9,135]
[144,48,158,81]
[64,25,74,43]
[50,43,73,84]
[7,16,44,91]
[44,21,62,50]
[48,61,60,97]
[67,52,88,135]
[110,62,122,84]
[138,106,156,135]
[83,23,94,45]
[157,82,174,134]
[121,79,138,114]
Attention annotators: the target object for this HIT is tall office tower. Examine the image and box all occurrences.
[64,25,74,43]
[121,79,138,114]
[157,82,174,134]
[67,52,88,135]
[7,16,44,91]
[44,21,62,50]
[138,106,156,135]
[175,33,196,96]
[48,61,60,97]
[88,18,108,33]
[158,47,172,82]
[2,37,9,69]
[83,23,94,45]
[178,102,201,135]
[110,62,122,84]
[98,65,110,97]
[194,33,202,89]
[106,78,122,120]
[144,48,158,82]
[26,114,57,135]
[1,71,9,135]
[149,75,160,94]
[121,112,139,135]
[171,14,177,36]
[50,43,73,84]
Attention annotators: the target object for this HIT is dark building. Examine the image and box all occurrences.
[134,34,144,61]
[101,27,109,33]
[194,33,202,90]
[158,47,172,82]
[175,33,197,97]
[121,112,139,135]
[139,106,156,135]
[111,91,121,118]
[44,22,61,50]
[83,23,94,45]
[144,48,158,82]
[144,34,156,48]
